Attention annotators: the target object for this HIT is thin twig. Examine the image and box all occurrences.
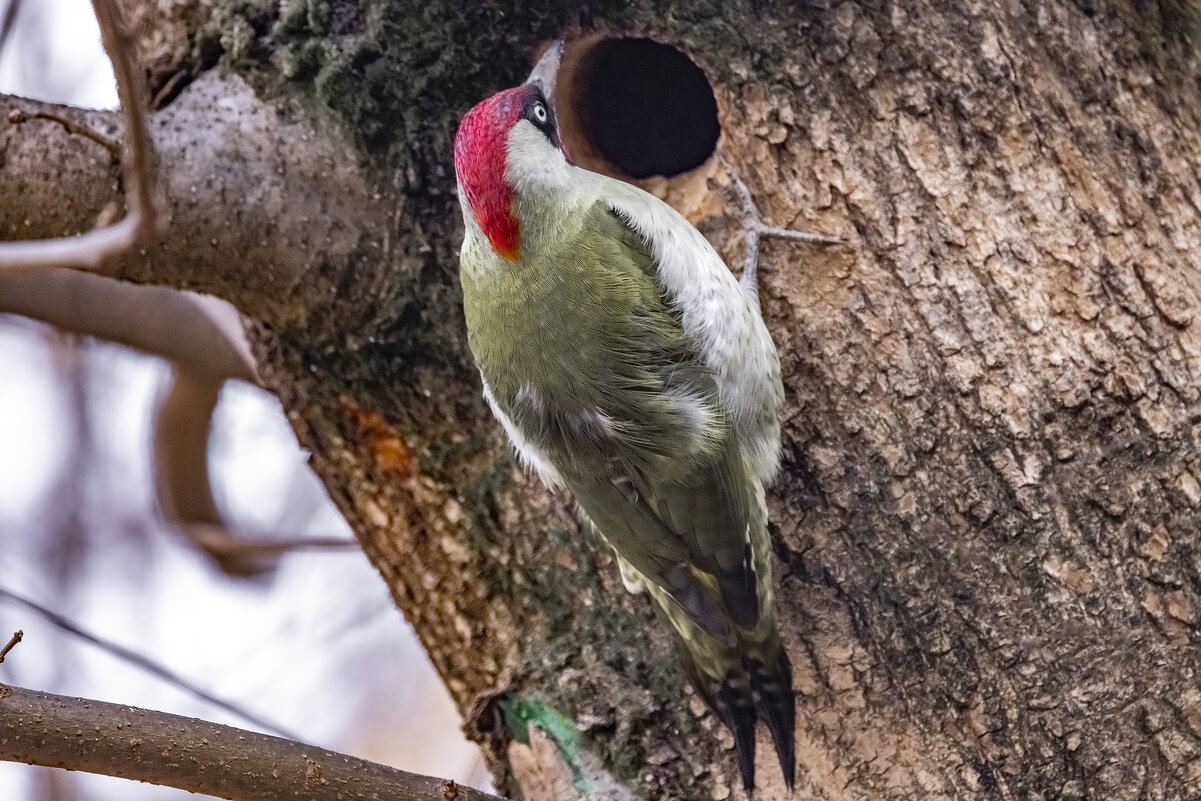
[7,109,121,157]
[182,525,359,557]
[0,0,161,272]
[0,630,22,663]
[0,586,300,740]
[0,684,508,801]
[0,0,20,60]
[174,522,359,577]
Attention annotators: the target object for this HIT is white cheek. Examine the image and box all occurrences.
[505,122,569,191]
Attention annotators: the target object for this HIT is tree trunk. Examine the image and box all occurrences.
[5,1,1201,799]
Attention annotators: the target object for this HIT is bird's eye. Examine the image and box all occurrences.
[532,102,548,124]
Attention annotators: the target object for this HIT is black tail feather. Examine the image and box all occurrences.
[662,604,795,791]
[675,640,761,792]
[747,649,796,790]
[716,676,759,792]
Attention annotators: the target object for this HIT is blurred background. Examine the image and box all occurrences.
[0,1,489,798]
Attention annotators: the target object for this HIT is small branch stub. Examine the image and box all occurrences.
[0,630,22,663]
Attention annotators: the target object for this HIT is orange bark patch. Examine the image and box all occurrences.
[340,396,416,478]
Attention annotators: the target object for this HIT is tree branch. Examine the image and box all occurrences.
[0,0,161,272]
[0,71,391,331]
[0,683,506,801]
[154,369,249,572]
[0,269,257,382]
[0,270,354,572]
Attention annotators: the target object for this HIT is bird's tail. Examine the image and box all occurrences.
[669,614,795,792]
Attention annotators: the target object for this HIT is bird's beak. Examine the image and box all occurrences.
[525,39,564,101]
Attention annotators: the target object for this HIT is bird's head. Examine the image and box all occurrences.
[454,43,566,262]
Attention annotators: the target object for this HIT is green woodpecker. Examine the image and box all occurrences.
[453,45,793,791]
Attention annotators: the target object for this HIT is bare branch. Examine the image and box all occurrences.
[0,586,299,739]
[154,368,230,541]
[153,369,354,576]
[0,269,258,383]
[0,275,343,572]
[0,684,506,801]
[0,0,161,272]
[0,630,21,663]
[0,73,389,330]
[0,272,353,573]
[154,370,268,576]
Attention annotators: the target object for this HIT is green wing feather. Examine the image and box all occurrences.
[567,433,760,634]
[464,200,759,636]
[462,197,794,789]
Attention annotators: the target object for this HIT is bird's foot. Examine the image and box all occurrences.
[709,154,842,298]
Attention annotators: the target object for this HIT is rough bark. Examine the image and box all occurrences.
[4,1,1201,799]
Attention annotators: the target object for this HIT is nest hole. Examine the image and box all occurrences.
[560,37,720,180]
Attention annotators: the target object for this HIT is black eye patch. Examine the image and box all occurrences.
[522,90,560,148]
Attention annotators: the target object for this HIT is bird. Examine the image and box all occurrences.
[452,42,798,791]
